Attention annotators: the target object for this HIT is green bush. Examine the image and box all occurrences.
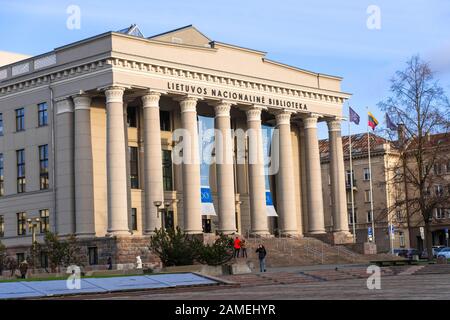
[194,234,234,266]
[149,227,197,267]
[149,228,234,267]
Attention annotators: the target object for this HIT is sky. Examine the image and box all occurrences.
[0,0,449,138]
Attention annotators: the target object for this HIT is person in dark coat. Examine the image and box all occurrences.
[255,244,267,272]
[107,257,113,270]
[19,259,28,279]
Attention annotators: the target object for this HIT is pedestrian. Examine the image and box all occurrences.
[233,236,241,258]
[240,239,247,258]
[19,259,28,279]
[107,257,113,270]
[255,244,267,272]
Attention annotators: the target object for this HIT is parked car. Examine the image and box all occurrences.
[432,246,446,257]
[393,248,420,259]
[437,247,450,259]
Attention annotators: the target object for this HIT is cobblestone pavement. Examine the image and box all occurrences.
[65,266,450,300]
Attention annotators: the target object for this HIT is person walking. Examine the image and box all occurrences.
[19,259,28,279]
[240,239,247,258]
[255,244,267,272]
[233,237,241,258]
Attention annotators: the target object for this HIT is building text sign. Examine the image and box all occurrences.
[167,81,308,111]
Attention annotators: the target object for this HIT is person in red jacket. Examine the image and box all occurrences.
[233,237,241,258]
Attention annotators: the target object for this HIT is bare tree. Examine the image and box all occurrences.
[379,55,450,259]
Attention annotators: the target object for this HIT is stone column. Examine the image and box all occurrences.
[142,92,164,234]
[179,97,202,234]
[303,114,325,234]
[105,87,130,235]
[73,95,95,237]
[214,102,236,234]
[55,98,75,236]
[274,111,299,236]
[246,106,269,236]
[328,118,350,233]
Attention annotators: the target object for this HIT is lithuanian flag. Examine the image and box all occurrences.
[368,112,379,130]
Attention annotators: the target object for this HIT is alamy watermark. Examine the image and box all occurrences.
[66,5,81,30]
[366,5,381,30]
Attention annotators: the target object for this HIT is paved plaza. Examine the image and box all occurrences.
[54,264,450,300]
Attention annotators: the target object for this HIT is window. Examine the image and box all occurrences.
[434,163,443,175]
[399,232,405,248]
[39,145,49,190]
[129,147,139,189]
[17,212,26,235]
[127,106,137,128]
[435,185,443,197]
[164,211,174,231]
[367,211,373,223]
[39,209,49,233]
[15,108,25,131]
[160,111,171,131]
[88,247,98,265]
[364,190,372,203]
[16,149,25,193]
[131,208,137,231]
[348,209,357,224]
[396,210,403,222]
[0,113,3,136]
[0,153,4,196]
[38,103,48,126]
[346,170,355,187]
[363,168,370,181]
[0,215,4,237]
[162,150,173,191]
[436,208,445,219]
[16,253,25,264]
[40,252,48,269]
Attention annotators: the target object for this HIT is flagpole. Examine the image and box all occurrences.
[367,107,376,243]
[348,106,356,243]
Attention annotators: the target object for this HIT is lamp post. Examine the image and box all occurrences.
[153,200,173,231]
[27,217,40,245]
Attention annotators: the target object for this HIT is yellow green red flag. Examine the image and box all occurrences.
[368,112,378,130]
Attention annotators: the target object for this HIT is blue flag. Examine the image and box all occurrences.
[386,113,398,131]
[349,106,360,125]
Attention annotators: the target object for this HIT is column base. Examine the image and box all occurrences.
[330,231,354,245]
[249,231,272,238]
[280,231,303,238]
[75,232,96,239]
[218,229,238,235]
[106,230,131,237]
[307,230,326,235]
[184,230,203,235]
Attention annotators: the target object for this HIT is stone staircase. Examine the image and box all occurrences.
[236,236,371,268]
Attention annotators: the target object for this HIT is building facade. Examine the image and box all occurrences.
[0,25,353,266]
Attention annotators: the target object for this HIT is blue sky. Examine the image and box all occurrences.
[1,0,449,138]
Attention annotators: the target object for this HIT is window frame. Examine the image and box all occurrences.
[16,149,25,193]
[162,149,173,191]
[15,108,25,132]
[39,145,49,190]
[129,146,139,189]
[17,212,26,236]
[37,102,48,127]
[39,209,50,233]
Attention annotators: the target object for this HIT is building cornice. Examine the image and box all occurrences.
[0,54,350,110]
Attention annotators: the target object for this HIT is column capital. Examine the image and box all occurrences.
[105,86,125,103]
[246,106,265,122]
[72,95,91,110]
[275,110,294,126]
[327,118,343,131]
[303,114,320,129]
[55,98,74,115]
[141,91,161,108]
[178,96,198,113]
[214,102,232,118]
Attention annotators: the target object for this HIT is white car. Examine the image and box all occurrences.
[437,247,450,259]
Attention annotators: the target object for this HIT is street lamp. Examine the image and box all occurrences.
[27,217,40,244]
[153,200,173,230]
